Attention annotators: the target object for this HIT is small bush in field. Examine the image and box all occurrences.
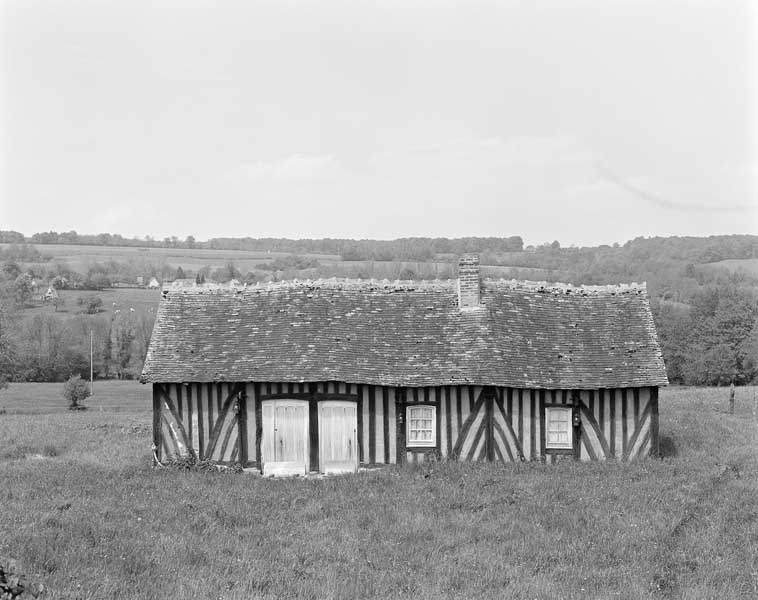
[41,444,58,457]
[0,556,43,598]
[62,375,90,410]
[166,455,244,473]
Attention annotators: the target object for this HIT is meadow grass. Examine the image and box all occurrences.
[698,258,758,278]
[0,243,340,275]
[1,383,757,599]
[20,287,162,325]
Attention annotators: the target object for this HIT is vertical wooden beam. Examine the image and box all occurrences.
[650,386,660,457]
[309,397,319,472]
[176,383,183,422]
[530,389,536,460]
[383,387,390,464]
[186,384,192,453]
[357,384,364,464]
[432,388,440,458]
[207,382,214,452]
[609,389,616,458]
[152,384,162,463]
[445,386,452,459]
[633,387,640,428]
[621,388,628,457]
[368,385,376,464]
[597,389,610,458]
[539,392,546,461]
[539,389,546,460]
[506,388,513,426]
[255,382,263,471]
[517,389,524,448]
[396,388,406,465]
[237,383,247,465]
[196,383,205,459]
[456,386,462,435]
[572,390,581,461]
[485,387,494,462]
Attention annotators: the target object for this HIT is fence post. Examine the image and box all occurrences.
[729,383,735,415]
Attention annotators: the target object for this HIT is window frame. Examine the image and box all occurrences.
[544,405,574,452]
[405,404,437,448]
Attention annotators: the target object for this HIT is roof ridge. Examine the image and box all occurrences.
[161,277,648,296]
[163,278,457,295]
[484,279,648,295]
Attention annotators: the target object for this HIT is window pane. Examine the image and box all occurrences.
[546,408,571,449]
[407,405,436,447]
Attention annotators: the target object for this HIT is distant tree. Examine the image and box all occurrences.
[0,230,25,244]
[113,314,135,379]
[212,261,241,283]
[2,261,21,280]
[13,274,34,307]
[52,295,65,313]
[176,266,185,280]
[84,273,111,290]
[133,312,154,367]
[739,324,758,383]
[101,319,113,378]
[50,275,68,289]
[0,303,17,383]
[95,233,113,246]
[77,295,103,314]
[58,230,79,244]
[62,375,90,410]
[185,235,196,249]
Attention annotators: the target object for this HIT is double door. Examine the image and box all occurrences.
[261,399,358,476]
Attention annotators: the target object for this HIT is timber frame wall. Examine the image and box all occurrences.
[153,381,660,468]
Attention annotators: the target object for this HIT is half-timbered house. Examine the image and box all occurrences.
[141,255,668,475]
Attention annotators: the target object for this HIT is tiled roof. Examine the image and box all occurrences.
[140,279,668,389]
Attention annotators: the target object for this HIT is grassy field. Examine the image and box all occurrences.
[1,383,757,599]
[23,287,162,323]
[0,243,342,275]
[3,242,544,282]
[699,258,758,278]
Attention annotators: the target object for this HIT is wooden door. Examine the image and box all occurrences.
[261,400,309,476]
[318,401,358,474]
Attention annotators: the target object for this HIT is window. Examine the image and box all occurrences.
[406,405,436,447]
[545,407,573,450]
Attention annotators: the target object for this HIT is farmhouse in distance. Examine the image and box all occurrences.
[141,254,668,475]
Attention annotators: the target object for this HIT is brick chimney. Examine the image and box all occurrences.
[457,254,481,309]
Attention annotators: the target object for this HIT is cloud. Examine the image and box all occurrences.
[590,164,755,212]
[221,154,342,184]
[369,135,596,169]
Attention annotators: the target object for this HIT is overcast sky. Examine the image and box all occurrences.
[1,0,756,247]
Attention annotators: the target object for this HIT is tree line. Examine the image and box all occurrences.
[1,230,524,260]
[1,234,756,386]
